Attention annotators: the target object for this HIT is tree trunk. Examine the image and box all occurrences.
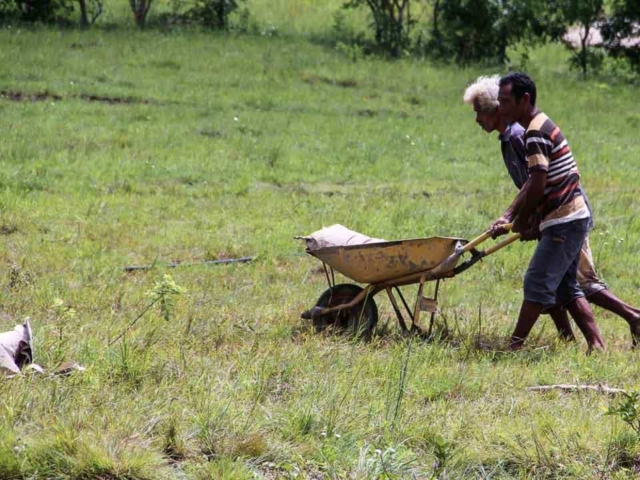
[130,0,152,28]
[580,23,590,79]
[78,0,88,28]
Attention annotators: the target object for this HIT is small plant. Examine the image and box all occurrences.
[431,435,455,479]
[146,273,186,322]
[607,391,640,437]
[110,274,185,346]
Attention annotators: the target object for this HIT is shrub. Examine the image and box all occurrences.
[427,0,564,64]
[343,0,414,58]
[601,0,640,75]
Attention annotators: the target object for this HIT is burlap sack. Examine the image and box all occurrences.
[297,224,386,251]
[0,318,33,376]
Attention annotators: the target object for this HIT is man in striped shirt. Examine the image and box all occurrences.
[465,74,640,350]
[496,72,605,352]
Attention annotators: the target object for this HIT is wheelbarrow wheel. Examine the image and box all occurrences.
[313,284,378,341]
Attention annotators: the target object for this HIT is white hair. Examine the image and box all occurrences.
[463,75,500,112]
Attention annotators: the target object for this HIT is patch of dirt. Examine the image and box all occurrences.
[1,89,155,105]
[199,129,222,138]
[0,224,18,235]
[301,73,359,88]
[0,90,62,102]
[257,462,324,480]
[78,93,151,104]
[357,108,377,117]
[70,41,101,49]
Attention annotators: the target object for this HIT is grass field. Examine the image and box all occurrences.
[1,5,640,478]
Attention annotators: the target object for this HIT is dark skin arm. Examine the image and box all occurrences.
[512,170,547,234]
[490,178,530,238]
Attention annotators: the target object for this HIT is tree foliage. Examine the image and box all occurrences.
[182,0,241,29]
[343,0,414,58]
[9,0,71,22]
[559,0,604,79]
[429,0,564,64]
[601,0,640,73]
[129,0,152,27]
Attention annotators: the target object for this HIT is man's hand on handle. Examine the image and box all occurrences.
[489,215,511,239]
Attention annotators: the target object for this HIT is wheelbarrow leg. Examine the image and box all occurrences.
[411,277,441,338]
[322,263,335,289]
[386,288,408,332]
[412,276,427,335]
[427,279,441,338]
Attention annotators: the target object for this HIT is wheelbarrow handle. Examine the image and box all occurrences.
[483,231,521,256]
[460,223,514,254]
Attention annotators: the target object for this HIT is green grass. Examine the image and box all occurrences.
[1,14,640,479]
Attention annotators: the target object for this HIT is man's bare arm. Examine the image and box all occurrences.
[490,179,530,237]
[512,170,546,233]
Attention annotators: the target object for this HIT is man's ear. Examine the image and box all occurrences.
[522,92,531,108]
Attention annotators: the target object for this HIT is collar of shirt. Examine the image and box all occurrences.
[498,123,513,143]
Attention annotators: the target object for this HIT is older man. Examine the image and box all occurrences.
[464,73,640,350]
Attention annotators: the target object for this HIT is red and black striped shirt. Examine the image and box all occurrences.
[526,112,590,230]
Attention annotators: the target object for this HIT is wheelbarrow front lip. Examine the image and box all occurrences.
[307,236,466,255]
[307,236,467,284]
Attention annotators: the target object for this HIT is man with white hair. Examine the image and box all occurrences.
[463,74,640,349]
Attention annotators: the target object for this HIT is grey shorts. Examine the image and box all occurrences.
[524,218,590,309]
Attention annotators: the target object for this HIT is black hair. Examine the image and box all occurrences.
[499,72,537,107]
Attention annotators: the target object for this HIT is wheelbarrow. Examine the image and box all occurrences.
[300,225,520,340]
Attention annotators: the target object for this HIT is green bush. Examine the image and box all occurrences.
[427,0,563,64]
[1,0,72,23]
[343,0,413,58]
[180,0,245,29]
[601,0,640,75]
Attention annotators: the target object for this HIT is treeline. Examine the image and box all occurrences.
[1,0,638,79]
[344,0,639,79]
[0,0,243,28]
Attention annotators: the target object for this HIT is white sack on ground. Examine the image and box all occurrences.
[0,318,34,377]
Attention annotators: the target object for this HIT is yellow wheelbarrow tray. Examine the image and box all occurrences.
[301,225,521,338]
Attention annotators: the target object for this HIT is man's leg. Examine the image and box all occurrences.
[511,300,544,349]
[555,219,606,351]
[577,236,640,343]
[589,290,640,325]
[566,297,605,352]
[547,306,576,341]
[515,225,573,349]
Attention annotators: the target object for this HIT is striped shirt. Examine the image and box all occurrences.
[526,112,590,230]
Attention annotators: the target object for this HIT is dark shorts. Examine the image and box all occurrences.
[523,218,590,309]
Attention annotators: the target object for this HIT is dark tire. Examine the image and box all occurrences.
[313,284,378,340]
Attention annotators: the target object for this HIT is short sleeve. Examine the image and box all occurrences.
[526,130,551,173]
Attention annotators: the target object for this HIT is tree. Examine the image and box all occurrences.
[183,0,240,29]
[601,0,640,74]
[428,0,562,64]
[343,0,414,58]
[77,0,102,27]
[129,0,152,27]
[12,0,72,22]
[560,0,604,79]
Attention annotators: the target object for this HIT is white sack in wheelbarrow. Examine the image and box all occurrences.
[297,224,386,251]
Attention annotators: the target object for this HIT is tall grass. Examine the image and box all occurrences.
[0,9,639,479]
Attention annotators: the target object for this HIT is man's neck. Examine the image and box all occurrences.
[518,107,540,129]
[496,117,508,135]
